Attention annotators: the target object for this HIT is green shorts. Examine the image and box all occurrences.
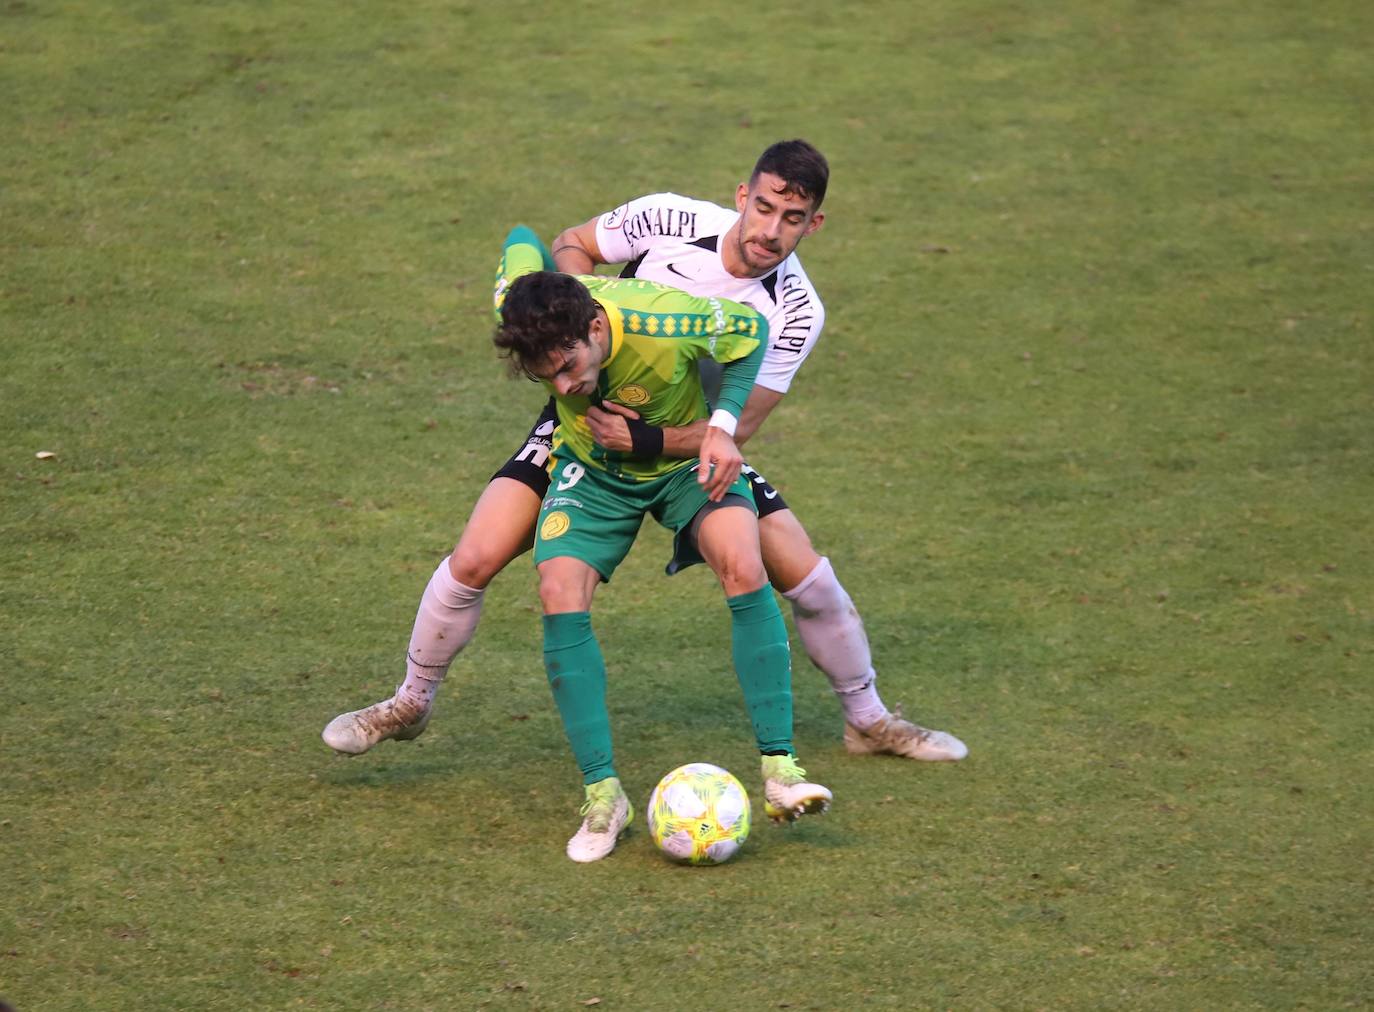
[534,454,756,580]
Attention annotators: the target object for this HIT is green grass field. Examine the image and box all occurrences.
[3,1,1372,1008]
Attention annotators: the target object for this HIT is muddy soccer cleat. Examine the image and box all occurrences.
[843,705,968,762]
[761,754,832,824]
[322,693,431,755]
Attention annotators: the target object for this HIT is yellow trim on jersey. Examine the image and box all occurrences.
[593,295,624,365]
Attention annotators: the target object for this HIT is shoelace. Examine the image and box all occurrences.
[765,756,808,784]
[885,704,932,743]
[579,783,621,831]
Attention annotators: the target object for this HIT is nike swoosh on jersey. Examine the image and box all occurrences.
[763,489,779,499]
[665,262,694,280]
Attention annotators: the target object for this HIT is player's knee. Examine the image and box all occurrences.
[536,574,562,611]
[760,509,815,553]
[760,512,822,593]
[712,549,768,598]
[537,568,588,613]
[450,538,512,588]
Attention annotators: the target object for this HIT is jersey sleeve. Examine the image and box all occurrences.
[714,334,765,419]
[702,294,768,419]
[593,192,689,266]
[493,225,557,320]
[753,258,826,393]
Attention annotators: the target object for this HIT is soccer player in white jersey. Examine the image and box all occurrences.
[323,140,967,764]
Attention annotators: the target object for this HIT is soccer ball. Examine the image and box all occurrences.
[647,762,751,865]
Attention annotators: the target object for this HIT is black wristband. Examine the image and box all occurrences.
[625,417,665,458]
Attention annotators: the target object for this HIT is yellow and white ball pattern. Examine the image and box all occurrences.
[647,763,751,865]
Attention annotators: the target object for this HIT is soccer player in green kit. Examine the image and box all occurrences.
[493,226,831,863]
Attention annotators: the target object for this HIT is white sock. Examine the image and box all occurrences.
[396,557,484,712]
[783,557,890,730]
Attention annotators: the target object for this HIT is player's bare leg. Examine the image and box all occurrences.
[759,507,968,762]
[697,504,831,823]
[322,478,540,755]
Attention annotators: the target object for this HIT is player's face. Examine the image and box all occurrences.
[530,338,601,397]
[732,172,825,275]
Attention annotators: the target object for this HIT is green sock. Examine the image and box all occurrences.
[542,611,616,784]
[727,585,794,755]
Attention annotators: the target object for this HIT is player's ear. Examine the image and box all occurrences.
[803,210,825,237]
[735,182,749,212]
[588,313,608,354]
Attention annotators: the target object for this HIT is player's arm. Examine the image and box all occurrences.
[550,217,605,275]
[588,318,774,464]
[664,385,782,454]
[735,386,785,445]
[695,311,767,499]
[588,383,785,457]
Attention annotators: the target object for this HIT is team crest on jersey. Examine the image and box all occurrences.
[615,384,651,407]
[541,511,571,540]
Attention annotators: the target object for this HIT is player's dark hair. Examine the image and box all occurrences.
[751,139,829,210]
[493,271,598,379]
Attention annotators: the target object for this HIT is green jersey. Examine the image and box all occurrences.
[494,226,769,482]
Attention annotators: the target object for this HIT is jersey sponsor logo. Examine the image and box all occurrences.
[622,207,698,244]
[515,440,552,467]
[702,296,728,354]
[615,383,651,406]
[772,270,818,355]
[602,204,628,230]
[516,419,555,467]
[540,511,571,540]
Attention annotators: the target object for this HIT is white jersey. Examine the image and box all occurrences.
[594,192,825,394]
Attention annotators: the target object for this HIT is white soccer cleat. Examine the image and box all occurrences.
[843,706,968,762]
[761,754,832,824]
[566,777,633,863]
[321,693,431,755]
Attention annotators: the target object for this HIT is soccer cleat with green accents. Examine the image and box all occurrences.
[322,691,431,755]
[566,777,633,863]
[761,755,832,824]
[843,705,968,762]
